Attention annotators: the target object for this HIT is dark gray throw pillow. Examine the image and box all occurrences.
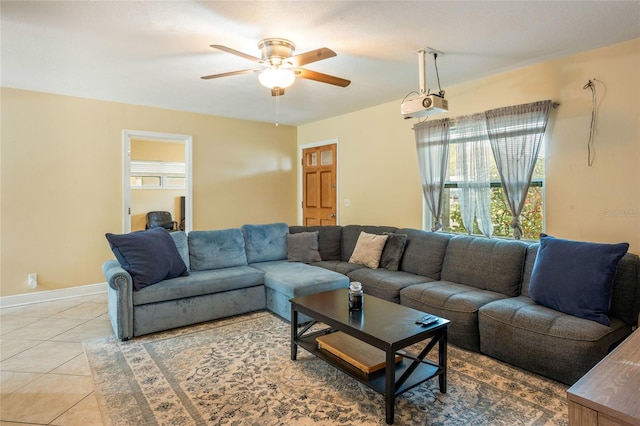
[105,227,188,291]
[287,231,322,263]
[380,233,408,271]
[529,233,629,326]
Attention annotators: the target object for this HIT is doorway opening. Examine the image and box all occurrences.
[122,130,193,233]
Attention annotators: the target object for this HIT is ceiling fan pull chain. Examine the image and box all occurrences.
[275,90,280,126]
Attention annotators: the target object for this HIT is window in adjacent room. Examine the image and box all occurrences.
[130,161,186,190]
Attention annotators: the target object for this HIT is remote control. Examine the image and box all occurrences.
[415,315,438,326]
[420,317,438,327]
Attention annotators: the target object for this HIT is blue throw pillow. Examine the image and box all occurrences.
[529,234,629,325]
[105,227,188,291]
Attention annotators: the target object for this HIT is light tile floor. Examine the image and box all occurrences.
[1,293,111,425]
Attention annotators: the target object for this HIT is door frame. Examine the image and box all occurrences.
[122,129,193,233]
[298,139,339,225]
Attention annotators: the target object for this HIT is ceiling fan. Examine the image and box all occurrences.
[201,38,351,96]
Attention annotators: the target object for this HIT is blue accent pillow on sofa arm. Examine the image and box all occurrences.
[528,233,629,326]
[105,227,189,291]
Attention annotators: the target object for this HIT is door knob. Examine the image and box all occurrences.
[329,213,336,218]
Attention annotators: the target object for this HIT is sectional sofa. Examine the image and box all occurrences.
[103,222,639,385]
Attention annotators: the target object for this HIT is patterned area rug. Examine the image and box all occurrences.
[84,311,568,426]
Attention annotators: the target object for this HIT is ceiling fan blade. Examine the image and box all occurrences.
[201,69,257,80]
[271,88,285,96]
[289,48,336,67]
[210,45,262,63]
[295,69,351,87]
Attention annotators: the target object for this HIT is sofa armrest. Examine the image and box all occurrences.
[103,260,131,291]
[102,260,134,340]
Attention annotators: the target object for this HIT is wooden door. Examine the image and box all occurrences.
[302,144,337,226]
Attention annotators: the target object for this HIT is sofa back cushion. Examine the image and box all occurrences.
[242,222,289,263]
[170,231,190,271]
[609,252,640,325]
[441,235,527,297]
[188,228,248,271]
[520,244,538,298]
[397,228,452,279]
[289,226,342,261]
[340,225,397,262]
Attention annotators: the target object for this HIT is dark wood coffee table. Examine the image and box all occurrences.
[290,288,450,425]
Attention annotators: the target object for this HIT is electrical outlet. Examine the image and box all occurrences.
[28,273,37,289]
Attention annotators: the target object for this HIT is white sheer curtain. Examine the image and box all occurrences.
[452,113,494,237]
[414,118,450,231]
[485,100,552,239]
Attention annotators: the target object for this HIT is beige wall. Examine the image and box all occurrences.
[131,138,186,162]
[0,89,297,296]
[298,39,640,254]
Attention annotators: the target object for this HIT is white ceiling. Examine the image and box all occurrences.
[2,1,639,126]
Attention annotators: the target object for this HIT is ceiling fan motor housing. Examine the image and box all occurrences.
[258,38,295,64]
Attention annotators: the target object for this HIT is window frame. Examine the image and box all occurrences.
[423,120,546,239]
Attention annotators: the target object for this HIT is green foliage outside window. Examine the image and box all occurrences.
[446,186,543,240]
[443,157,544,240]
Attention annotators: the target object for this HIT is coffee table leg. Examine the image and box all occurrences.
[439,328,447,393]
[385,348,396,424]
[291,307,298,361]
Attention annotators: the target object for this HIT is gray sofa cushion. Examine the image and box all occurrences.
[478,296,631,384]
[132,266,264,306]
[241,222,288,263]
[170,231,190,271]
[289,226,342,261]
[310,260,367,275]
[347,268,432,303]
[188,228,248,271]
[520,244,539,297]
[251,260,349,298]
[340,225,398,261]
[441,235,527,297]
[610,253,640,325]
[397,228,452,280]
[400,281,508,351]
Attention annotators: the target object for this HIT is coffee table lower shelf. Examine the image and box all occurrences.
[295,330,442,398]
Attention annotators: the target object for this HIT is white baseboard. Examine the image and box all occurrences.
[0,282,108,308]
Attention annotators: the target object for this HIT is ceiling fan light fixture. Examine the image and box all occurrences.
[258,67,296,89]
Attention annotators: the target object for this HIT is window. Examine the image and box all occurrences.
[416,100,553,239]
[130,161,186,190]
[434,125,544,240]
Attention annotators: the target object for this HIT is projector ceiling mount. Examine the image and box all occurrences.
[401,47,449,119]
